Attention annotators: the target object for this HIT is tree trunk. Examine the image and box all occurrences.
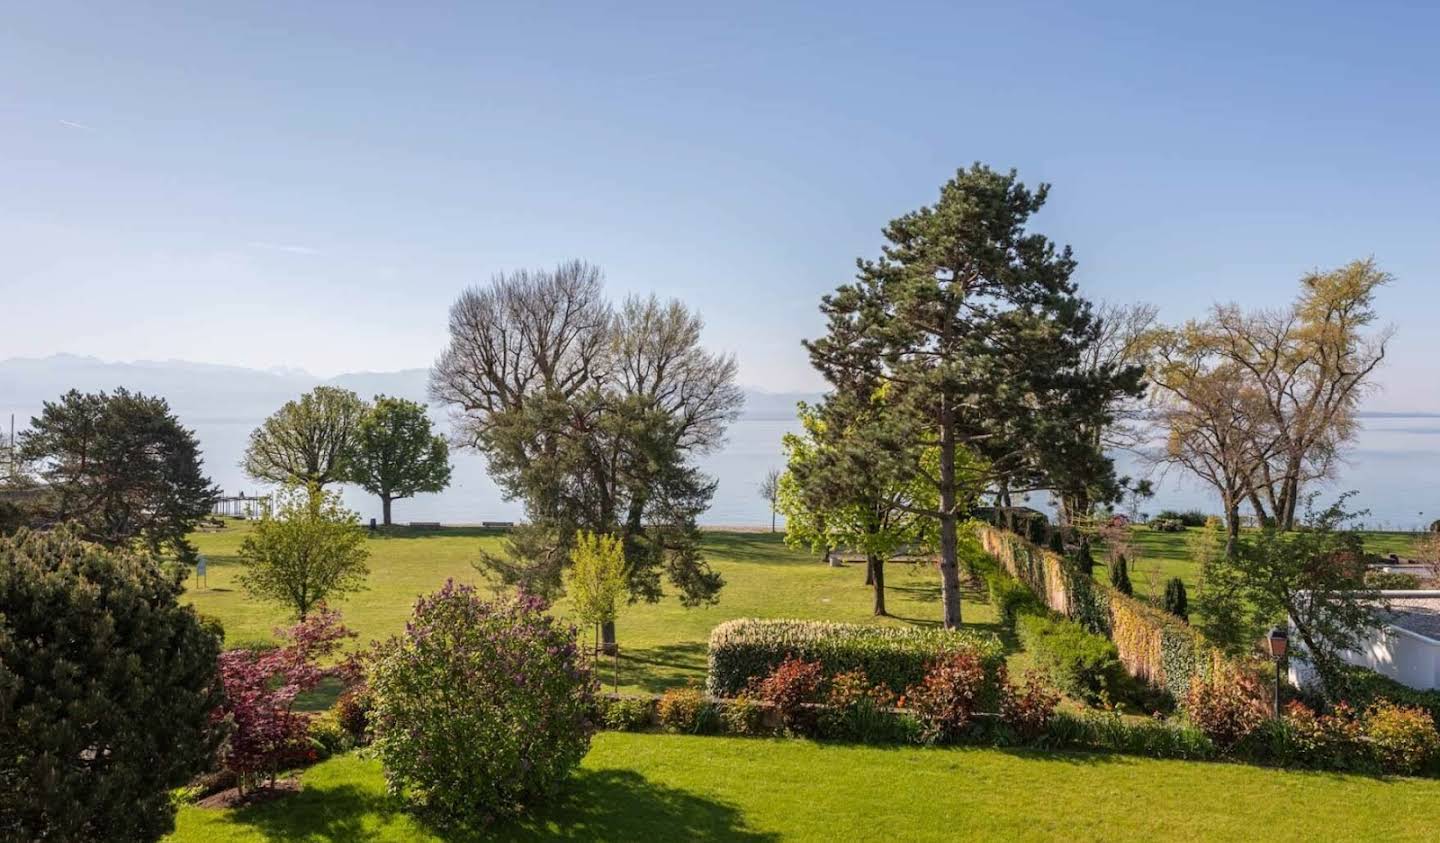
[1224,496,1241,559]
[382,495,393,527]
[1246,489,1269,528]
[938,396,962,629]
[770,507,776,533]
[600,620,617,656]
[869,553,887,616]
[864,560,874,586]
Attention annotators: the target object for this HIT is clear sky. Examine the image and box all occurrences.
[3,1,1438,406]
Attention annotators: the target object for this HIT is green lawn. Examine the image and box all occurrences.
[185,523,1001,696]
[1096,526,1424,602]
[170,732,1440,842]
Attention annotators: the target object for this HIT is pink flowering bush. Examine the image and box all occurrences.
[369,581,597,824]
[213,606,357,793]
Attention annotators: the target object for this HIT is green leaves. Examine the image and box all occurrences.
[237,485,371,618]
[350,396,452,524]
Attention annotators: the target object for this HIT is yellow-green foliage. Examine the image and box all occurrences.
[977,524,1258,703]
[566,531,629,627]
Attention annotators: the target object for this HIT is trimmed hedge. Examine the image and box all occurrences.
[977,524,1261,704]
[1016,613,1125,702]
[706,618,1004,698]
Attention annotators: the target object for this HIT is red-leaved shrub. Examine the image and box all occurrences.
[1185,669,1267,752]
[999,667,1061,741]
[751,657,825,734]
[213,606,357,792]
[903,651,988,744]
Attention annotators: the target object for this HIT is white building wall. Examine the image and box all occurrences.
[1290,624,1440,691]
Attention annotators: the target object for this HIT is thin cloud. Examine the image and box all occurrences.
[247,241,322,256]
[59,119,98,132]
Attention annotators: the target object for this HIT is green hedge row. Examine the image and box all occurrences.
[1016,613,1126,703]
[705,618,1005,698]
[1336,664,1440,726]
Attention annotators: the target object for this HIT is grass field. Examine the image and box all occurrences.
[185,523,1001,696]
[1092,526,1424,602]
[169,733,1440,842]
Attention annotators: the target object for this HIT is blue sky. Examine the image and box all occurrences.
[3,1,1438,406]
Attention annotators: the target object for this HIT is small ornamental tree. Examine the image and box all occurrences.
[1164,578,1189,620]
[1109,554,1133,595]
[238,485,371,618]
[369,582,597,824]
[566,530,629,654]
[350,396,452,526]
[0,526,223,842]
[213,608,358,793]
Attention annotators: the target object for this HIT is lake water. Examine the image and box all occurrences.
[10,408,1440,530]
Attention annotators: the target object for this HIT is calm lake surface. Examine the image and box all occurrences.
[9,407,1439,530]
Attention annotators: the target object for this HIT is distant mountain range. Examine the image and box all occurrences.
[0,354,819,425]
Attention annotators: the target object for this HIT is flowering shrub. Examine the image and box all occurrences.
[999,668,1061,742]
[719,693,772,737]
[657,685,715,734]
[369,582,597,824]
[903,651,989,744]
[1185,670,1267,751]
[750,657,825,735]
[820,670,900,742]
[1365,701,1440,775]
[214,607,356,793]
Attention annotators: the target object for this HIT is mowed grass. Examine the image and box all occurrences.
[169,732,1440,842]
[185,523,1001,695]
[1094,526,1425,602]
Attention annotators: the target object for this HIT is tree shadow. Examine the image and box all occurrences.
[699,531,796,564]
[619,641,709,693]
[492,769,779,842]
[231,767,776,842]
[368,526,512,540]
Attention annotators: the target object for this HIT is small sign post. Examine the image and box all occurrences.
[196,555,208,590]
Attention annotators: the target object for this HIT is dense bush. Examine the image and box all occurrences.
[707,618,1003,697]
[1155,510,1208,528]
[214,607,357,793]
[334,683,373,745]
[998,669,1061,741]
[1365,570,1423,590]
[599,696,654,732]
[1185,670,1268,751]
[657,685,716,734]
[369,582,597,824]
[1150,518,1184,533]
[1366,701,1440,774]
[1334,664,1440,726]
[751,657,825,735]
[307,709,353,758]
[903,651,990,744]
[986,569,1044,626]
[820,671,902,743]
[1016,613,1125,703]
[0,526,224,842]
[718,693,773,736]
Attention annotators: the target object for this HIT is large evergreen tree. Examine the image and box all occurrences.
[805,165,1142,627]
[349,396,452,526]
[0,526,224,841]
[18,388,218,559]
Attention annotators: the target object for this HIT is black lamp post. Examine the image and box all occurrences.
[1265,626,1288,718]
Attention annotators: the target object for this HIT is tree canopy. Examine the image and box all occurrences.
[429,261,743,615]
[804,165,1142,627]
[237,484,371,618]
[349,396,452,526]
[17,388,217,559]
[243,386,367,488]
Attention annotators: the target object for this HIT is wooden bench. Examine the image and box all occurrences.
[407,521,443,530]
[482,521,515,529]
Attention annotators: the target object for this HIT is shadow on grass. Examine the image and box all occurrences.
[230,769,777,842]
[620,641,709,693]
[699,531,800,564]
[367,527,512,540]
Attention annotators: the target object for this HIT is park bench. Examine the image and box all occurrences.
[407,521,443,530]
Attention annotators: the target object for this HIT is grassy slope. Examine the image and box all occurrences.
[170,733,1440,842]
[184,524,1002,696]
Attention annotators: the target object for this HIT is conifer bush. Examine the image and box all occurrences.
[1109,554,1133,595]
[1163,578,1189,620]
[0,526,223,842]
[369,582,597,824]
